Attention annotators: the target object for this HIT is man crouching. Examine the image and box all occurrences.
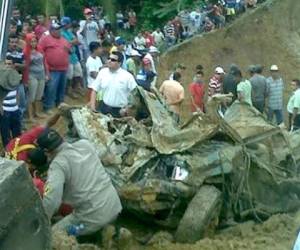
[36,128,122,235]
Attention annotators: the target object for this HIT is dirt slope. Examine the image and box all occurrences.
[158,0,300,118]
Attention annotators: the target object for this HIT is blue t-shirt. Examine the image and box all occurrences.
[61,29,79,65]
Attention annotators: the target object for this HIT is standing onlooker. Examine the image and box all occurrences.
[23,33,46,122]
[208,66,225,98]
[235,69,252,105]
[134,33,146,51]
[11,8,22,34]
[266,65,284,125]
[79,8,100,60]
[223,64,240,103]
[86,41,103,99]
[38,23,71,113]
[110,37,127,70]
[287,79,300,131]
[126,49,141,77]
[0,56,22,147]
[159,72,185,122]
[152,28,165,48]
[249,65,268,113]
[169,63,186,80]
[34,15,48,40]
[116,10,124,29]
[189,70,205,113]
[136,57,156,91]
[164,21,176,47]
[128,9,137,32]
[61,17,83,99]
[89,51,137,117]
[6,34,26,123]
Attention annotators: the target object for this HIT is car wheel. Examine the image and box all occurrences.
[175,185,222,243]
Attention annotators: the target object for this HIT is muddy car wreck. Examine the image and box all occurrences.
[63,87,300,243]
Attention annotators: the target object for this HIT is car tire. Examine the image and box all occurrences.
[175,185,222,243]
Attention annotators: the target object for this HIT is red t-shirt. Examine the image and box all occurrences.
[189,82,205,112]
[6,126,45,161]
[38,34,70,71]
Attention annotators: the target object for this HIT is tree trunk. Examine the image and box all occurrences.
[101,0,117,30]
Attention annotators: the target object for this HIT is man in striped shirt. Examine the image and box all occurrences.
[266,65,284,125]
[208,66,225,99]
[0,56,22,147]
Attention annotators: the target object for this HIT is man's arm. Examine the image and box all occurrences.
[43,164,65,218]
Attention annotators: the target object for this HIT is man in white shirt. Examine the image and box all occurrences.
[152,28,165,47]
[90,51,137,117]
[79,8,100,59]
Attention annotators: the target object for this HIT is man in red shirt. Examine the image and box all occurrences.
[189,70,205,113]
[38,23,71,114]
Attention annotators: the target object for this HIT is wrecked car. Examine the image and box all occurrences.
[63,87,300,243]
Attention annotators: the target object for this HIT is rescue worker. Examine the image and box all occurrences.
[36,129,122,235]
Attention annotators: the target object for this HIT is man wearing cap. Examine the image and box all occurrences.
[89,51,137,117]
[249,65,268,113]
[136,57,156,91]
[144,46,159,75]
[38,23,71,114]
[208,66,225,98]
[36,129,122,235]
[266,65,284,125]
[110,37,127,70]
[61,17,83,99]
[79,8,100,60]
[126,49,141,77]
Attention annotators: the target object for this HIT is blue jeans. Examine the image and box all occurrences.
[267,108,283,125]
[18,84,27,121]
[0,110,22,147]
[43,71,67,110]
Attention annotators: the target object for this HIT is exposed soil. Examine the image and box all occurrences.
[157,0,300,121]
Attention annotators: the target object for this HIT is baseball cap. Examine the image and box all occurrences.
[142,57,151,65]
[115,37,126,46]
[61,16,71,26]
[49,22,62,30]
[270,65,279,71]
[84,8,93,15]
[215,66,225,74]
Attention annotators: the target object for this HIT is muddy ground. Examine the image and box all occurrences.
[52,211,300,250]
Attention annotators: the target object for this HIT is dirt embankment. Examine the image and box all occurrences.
[146,211,300,250]
[158,0,300,119]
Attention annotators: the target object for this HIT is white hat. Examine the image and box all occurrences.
[149,46,159,53]
[130,49,141,57]
[215,66,225,74]
[270,65,279,71]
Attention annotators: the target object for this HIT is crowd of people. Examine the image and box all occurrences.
[1,0,299,239]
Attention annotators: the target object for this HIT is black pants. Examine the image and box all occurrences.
[289,113,300,131]
[99,102,121,118]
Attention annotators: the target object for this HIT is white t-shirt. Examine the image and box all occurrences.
[90,67,137,108]
[152,31,164,46]
[79,20,99,49]
[86,56,103,88]
[134,36,146,50]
